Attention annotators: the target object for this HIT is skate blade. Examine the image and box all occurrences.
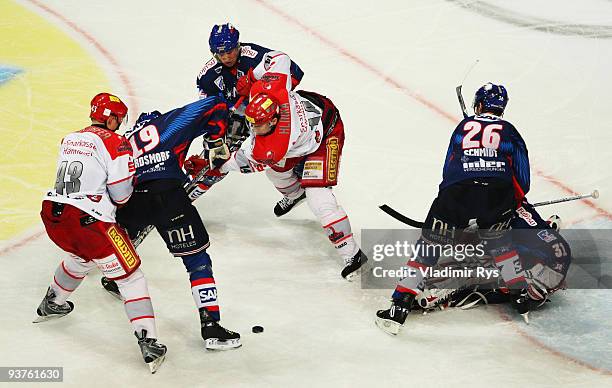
[344,269,359,282]
[375,317,401,336]
[205,338,242,350]
[105,290,123,301]
[32,314,67,323]
[101,284,123,301]
[147,354,166,374]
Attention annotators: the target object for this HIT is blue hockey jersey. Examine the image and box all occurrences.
[126,96,228,184]
[440,114,530,200]
[196,42,304,107]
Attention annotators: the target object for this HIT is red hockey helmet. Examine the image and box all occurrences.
[90,93,128,123]
[245,93,279,126]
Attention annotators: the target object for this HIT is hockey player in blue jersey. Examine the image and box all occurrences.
[113,96,241,350]
[197,23,304,105]
[191,23,307,215]
[376,83,533,335]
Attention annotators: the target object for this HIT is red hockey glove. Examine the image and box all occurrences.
[236,68,256,97]
[184,155,210,177]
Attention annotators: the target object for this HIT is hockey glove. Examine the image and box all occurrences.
[205,138,231,169]
[184,155,210,177]
[236,68,256,97]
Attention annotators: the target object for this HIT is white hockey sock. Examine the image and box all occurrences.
[266,168,304,200]
[50,254,95,305]
[115,268,157,338]
[305,187,360,261]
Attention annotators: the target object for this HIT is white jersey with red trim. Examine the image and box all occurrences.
[251,50,294,91]
[44,125,135,222]
[221,89,324,173]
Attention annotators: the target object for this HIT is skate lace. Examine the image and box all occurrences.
[278,196,293,210]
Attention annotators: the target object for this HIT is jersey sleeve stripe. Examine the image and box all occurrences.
[112,194,132,204]
[107,174,134,185]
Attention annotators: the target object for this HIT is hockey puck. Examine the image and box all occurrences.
[252,325,264,333]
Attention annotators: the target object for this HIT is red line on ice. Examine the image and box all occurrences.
[26,0,139,115]
[251,0,612,374]
[253,0,611,221]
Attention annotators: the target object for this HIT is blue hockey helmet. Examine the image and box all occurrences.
[209,23,240,54]
[473,82,508,115]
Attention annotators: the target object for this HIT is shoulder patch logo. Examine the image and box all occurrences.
[241,45,258,58]
[198,57,218,78]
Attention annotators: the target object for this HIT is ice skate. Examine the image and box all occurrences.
[274,192,306,217]
[33,287,74,323]
[135,329,167,374]
[200,309,241,350]
[341,250,368,280]
[101,276,122,300]
[375,296,412,335]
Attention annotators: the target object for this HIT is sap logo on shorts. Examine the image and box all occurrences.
[516,207,538,226]
[199,287,218,303]
[326,137,339,182]
[107,226,138,269]
[537,230,557,243]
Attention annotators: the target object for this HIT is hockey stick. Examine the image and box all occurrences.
[456,60,479,118]
[379,204,425,228]
[531,190,599,207]
[380,190,600,228]
[456,85,468,119]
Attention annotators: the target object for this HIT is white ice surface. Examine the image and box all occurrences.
[2,0,611,386]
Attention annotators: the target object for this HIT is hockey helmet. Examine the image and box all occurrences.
[90,93,128,123]
[473,82,508,115]
[245,93,279,126]
[209,23,240,54]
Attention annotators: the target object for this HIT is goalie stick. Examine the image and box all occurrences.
[380,190,600,228]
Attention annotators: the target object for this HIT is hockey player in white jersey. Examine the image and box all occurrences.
[34,93,166,373]
[186,79,368,279]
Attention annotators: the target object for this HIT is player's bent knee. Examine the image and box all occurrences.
[305,187,338,216]
[95,251,141,281]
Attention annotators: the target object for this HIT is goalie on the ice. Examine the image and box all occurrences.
[413,201,572,314]
[376,83,540,335]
